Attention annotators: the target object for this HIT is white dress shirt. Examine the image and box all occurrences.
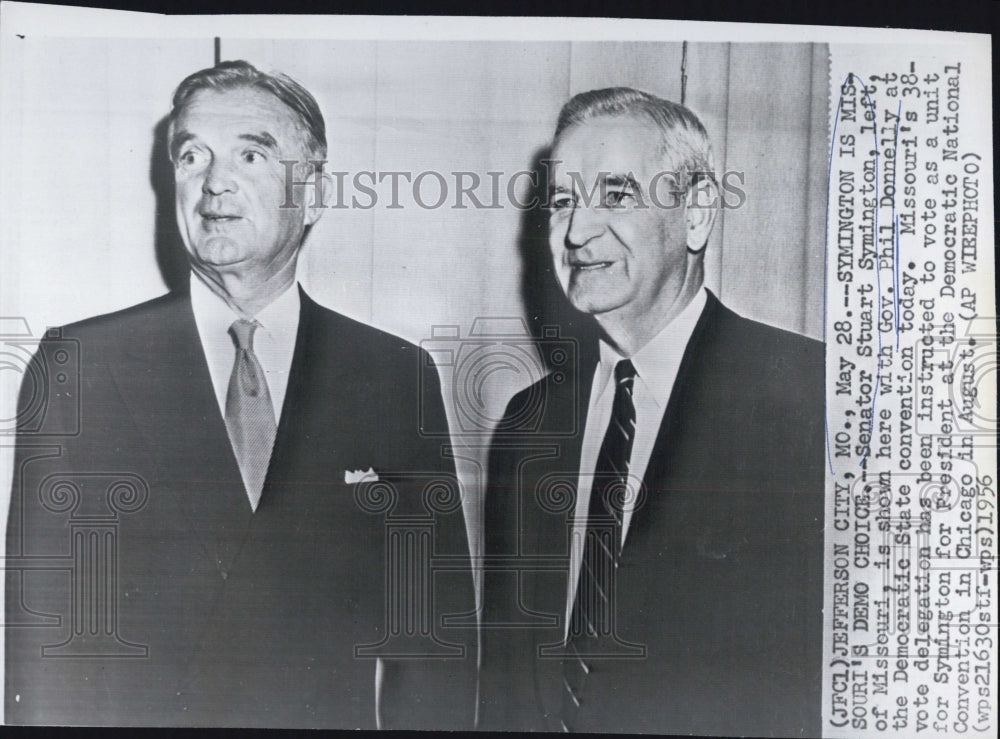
[564,287,708,635]
[190,273,301,504]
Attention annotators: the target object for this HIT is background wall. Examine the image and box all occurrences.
[1,39,829,660]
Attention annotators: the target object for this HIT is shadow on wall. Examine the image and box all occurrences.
[516,145,600,375]
[150,115,190,292]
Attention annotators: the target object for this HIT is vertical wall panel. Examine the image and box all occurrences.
[568,41,683,99]
[370,41,565,342]
[683,42,732,297]
[0,38,214,329]
[804,43,831,340]
[721,43,816,335]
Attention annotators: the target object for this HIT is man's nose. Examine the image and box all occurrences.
[564,205,605,250]
[202,158,238,196]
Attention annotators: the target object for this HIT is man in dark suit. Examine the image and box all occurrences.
[5,60,475,728]
[481,87,824,735]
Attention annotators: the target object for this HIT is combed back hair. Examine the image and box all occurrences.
[554,87,715,188]
[168,60,327,161]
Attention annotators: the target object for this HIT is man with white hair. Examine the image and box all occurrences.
[482,87,824,736]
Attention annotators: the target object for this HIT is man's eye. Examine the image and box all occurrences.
[602,189,632,208]
[550,196,575,213]
[177,149,207,168]
[242,150,266,164]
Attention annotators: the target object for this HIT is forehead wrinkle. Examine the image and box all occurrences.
[177,89,313,159]
[239,132,280,151]
[555,116,668,176]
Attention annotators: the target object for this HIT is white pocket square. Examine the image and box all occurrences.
[344,467,378,484]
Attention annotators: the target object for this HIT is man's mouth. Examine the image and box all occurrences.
[201,213,241,222]
[570,261,613,271]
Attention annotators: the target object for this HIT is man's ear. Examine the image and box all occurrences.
[684,178,719,254]
[304,168,334,227]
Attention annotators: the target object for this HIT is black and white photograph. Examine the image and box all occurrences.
[0,4,994,734]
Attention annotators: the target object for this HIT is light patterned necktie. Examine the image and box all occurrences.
[224,319,277,511]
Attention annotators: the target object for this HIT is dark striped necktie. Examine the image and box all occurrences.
[561,358,644,730]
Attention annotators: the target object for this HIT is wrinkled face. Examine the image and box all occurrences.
[171,87,320,282]
[549,116,692,325]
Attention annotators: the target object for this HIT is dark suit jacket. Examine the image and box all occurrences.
[5,286,476,728]
[481,292,824,736]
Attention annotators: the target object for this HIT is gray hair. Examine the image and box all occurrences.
[168,59,326,162]
[555,86,715,187]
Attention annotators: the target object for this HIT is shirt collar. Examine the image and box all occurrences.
[253,278,301,344]
[189,272,300,344]
[594,287,708,407]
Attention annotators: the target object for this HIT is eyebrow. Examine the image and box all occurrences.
[602,173,641,192]
[169,130,195,161]
[239,132,279,150]
[169,130,280,161]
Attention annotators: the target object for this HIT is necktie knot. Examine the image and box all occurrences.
[229,319,259,352]
[614,358,636,386]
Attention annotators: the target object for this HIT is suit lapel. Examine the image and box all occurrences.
[530,298,718,597]
[107,291,253,570]
[271,285,322,441]
[628,291,720,545]
[255,287,357,514]
[254,286,313,514]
